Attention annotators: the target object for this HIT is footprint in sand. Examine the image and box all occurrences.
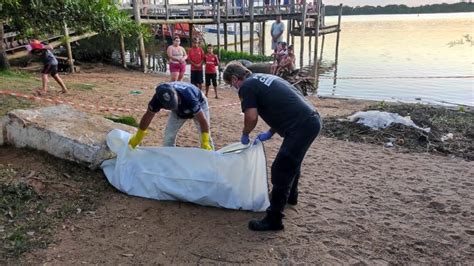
[427,201,446,210]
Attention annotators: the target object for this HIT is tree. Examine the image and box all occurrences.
[0,0,143,70]
[0,0,20,70]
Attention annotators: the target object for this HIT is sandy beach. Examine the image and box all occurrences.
[2,65,473,264]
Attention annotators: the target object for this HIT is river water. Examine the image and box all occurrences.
[134,12,473,106]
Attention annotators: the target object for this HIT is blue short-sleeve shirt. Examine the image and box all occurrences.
[148,82,205,119]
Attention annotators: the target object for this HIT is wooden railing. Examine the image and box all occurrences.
[119,1,317,22]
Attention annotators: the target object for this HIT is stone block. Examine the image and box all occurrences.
[0,105,135,169]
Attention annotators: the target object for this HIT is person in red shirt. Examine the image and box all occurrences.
[204,44,220,99]
[187,38,205,90]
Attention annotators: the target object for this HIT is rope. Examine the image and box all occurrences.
[318,75,474,80]
[0,90,241,114]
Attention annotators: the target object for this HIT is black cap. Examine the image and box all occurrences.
[155,83,178,110]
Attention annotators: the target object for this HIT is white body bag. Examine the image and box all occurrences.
[101,129,270,212]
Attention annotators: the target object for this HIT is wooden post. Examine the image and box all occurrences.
[234,23,238,51]
[290,19,295,44]
[249,0,254,55]
[286,19,291,44]
[320,34,325,60]
[239,22,244,52]
[224,23,228,50]
[217,0,221,62]
[63,22,74,73]
[335,3,342,66]
[299,0,306,69]
[191,0,195,20]
[225,0,229,19]
[190,23,194,43]
[261,21,266,55]
[308,32,312,64]
[321,3,326,27]
[313,0,321,71]
[132,0,147,72]
[165,0,169,20]
[120,34,127,68]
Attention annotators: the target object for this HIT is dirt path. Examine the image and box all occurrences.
[3,65,473,263]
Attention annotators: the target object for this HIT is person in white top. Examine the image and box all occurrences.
[167,36,188,81]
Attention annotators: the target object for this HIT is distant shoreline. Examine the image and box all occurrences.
[325,2,474,16]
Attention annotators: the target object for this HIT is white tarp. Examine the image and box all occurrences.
[348,110,431,132]
[101,129,270,212]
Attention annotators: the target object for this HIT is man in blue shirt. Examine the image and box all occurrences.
[128,82,213,151]
[223,63,322,231]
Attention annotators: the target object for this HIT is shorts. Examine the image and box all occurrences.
[41,64,58,76]
[264,0,269,4]
[205,73,217,87]
[169,62,186,73]
[190,70,204,84]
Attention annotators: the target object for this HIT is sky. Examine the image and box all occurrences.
[323,0,462,7]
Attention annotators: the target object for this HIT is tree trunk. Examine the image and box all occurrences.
[0,21,11,71]
[63,22,75,73]
[119,34,127,68]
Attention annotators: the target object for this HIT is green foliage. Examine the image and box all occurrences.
[69,83,94,90]
[0,69,32,79]
[217,49,273,63]
[105,116,139,127]
[2,0,142,39]
[0,69,38,93]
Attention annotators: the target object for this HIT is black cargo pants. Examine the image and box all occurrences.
[268,113,322,216]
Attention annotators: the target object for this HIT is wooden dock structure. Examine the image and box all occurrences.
[123,0,343,73]
[3,0,343,75]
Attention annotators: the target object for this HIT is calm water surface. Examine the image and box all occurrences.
[311,12,474,106]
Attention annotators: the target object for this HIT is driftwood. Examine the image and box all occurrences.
[246,62,316,96]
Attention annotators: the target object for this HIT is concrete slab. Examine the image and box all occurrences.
[0,105,135,169]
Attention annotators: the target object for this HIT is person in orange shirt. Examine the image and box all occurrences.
[204,44,220,98]
[187,37,205,90]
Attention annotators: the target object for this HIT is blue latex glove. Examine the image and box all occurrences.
[254,130,274,144]
[241,134,250,145]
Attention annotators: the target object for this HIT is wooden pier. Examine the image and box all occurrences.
[3,0,343,76]
[124,0,343,73]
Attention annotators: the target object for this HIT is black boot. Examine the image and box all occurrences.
[287,191,298,205]
[248,212,284,231]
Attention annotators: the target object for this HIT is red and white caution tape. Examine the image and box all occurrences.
[0,90,241,114]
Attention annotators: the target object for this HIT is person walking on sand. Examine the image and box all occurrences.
[187,37,205,91]
[204,44,220,98]
[223,62,321,231]
[27,40,68,95]
[128,81,214,151]
[167,36,187,81]
[271,15,285,52]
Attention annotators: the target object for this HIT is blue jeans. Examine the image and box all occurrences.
[163,97,214,149]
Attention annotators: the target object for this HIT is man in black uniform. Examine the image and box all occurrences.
[223,63,322,231]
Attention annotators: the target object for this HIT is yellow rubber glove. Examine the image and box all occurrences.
[128,128,147,148]
[200,132,213,151]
